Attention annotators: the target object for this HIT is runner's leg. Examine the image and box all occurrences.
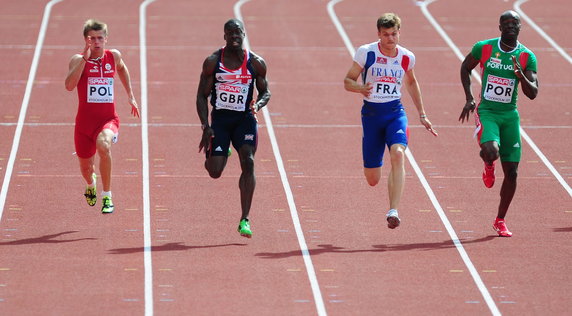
[498,161,518,219]
[96,129,115,192]
[480,141,500,164]
[364,167,382,186]
[388,143,406,210]
[238,144,256,219]
[78,156,96,184]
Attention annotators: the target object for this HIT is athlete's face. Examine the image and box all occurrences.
[224,25,245,49]
[499,16,521,39]
[378,26,400,49]
[85,30,107,55]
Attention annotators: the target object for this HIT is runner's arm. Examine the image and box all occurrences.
[404,69,437,136]
[520,70,538,99]
[344,62,372,97]
[113,49,139,117]
[511,55,538,100]
[251,54,271,112]
[459,53,480,123]
[197,55,217,153]
[65,55,87,91]
[65,37,92,91]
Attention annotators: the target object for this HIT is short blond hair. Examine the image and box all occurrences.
[83,19,108,37]
[377,13,401,30]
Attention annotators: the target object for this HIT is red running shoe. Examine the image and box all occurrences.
[482,162,495,188]
[493,218,512,237]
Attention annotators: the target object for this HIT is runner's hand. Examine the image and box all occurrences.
[199,127,214,153]
[360,82,373,98]
[129,97,140,118]
[250,100,259,122]
[511,55,524,79]
[459,99,476,123]
[83,36,92,60]
[420,116,438,136]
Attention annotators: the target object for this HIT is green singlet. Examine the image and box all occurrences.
[472,38,537,111]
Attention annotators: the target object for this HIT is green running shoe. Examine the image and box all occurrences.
[84,173,97,206]
[101,196,114,214]
[237,218,252,238]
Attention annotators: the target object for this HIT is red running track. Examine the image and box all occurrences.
[0,0,570,315]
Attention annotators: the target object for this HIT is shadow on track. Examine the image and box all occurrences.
[108,242,247,254]
[256,236,496,259]
[0,231,97,245]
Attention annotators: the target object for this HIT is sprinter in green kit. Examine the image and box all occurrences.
[459,10,539,237]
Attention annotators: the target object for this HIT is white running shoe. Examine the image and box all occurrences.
[386,209,400,229]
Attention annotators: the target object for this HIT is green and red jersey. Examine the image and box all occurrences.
[471,38,537,111]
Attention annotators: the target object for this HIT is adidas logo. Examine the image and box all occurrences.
[396,129,405,134]
[215,146,223,152]
[513,143,520,148]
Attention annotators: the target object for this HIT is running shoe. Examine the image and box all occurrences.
[493,218,512,237]
[228,147,232,157]
[84,173,97,206]
[237,218,252,238]
[101,196,115,214]
[482,162,495,188]
[386,209,401,229]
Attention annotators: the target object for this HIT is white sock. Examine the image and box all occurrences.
[102,191,112,198]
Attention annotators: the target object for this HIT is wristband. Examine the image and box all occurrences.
[420,114,427,119]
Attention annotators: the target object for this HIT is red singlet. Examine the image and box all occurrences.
[74,50,120,158]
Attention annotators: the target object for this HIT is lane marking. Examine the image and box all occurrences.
[415,1,506,315]
[419,0,571,198]
[0,0,63,223]
[329,1,501,315]
[140,1,158,316]
[234,1,327,315]
[514,0,572,64]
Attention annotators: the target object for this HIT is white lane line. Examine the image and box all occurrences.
[140,1,157,315]
[514,0,572,197]
[234,1,327,315]
[0,0,63,221]
[514,0,572,65]
[328,1,501,316]
[419,0,571,197]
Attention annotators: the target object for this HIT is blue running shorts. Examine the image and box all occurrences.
[361,99,408,168]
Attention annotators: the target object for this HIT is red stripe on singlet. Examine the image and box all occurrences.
[473,44,493,144]
[401,55,410,72]
[519,52,529,70]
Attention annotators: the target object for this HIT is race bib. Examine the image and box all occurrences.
[87,77,114,103]
[215,83,248,111]
[371,76,399,101]
[484,74,515,103]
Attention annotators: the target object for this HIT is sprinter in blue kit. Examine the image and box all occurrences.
[344,13,437,229]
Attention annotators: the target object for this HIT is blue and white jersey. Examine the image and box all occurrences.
[354,42,415,103]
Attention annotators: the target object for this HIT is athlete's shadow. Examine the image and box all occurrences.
[108,242,247,255]
[553,227,572,233]
[255,236,495,259]
[0,231,97,246]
